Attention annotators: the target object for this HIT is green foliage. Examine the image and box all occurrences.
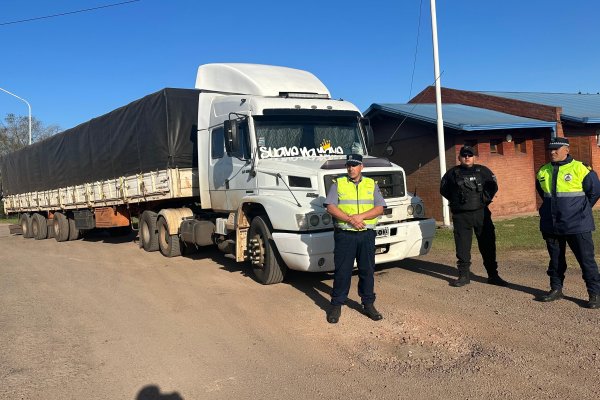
[0,113,61,157]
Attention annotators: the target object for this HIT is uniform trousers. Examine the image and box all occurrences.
[543,232,600,295]
[452,207,499,276]
[331,229,376,306]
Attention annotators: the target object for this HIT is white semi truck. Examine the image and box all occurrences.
[1,63,435,284]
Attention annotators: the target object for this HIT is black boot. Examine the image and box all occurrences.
[363,303,383,321]
[587,294,600,309]
[327,305,342,323]
[539,288,563,302]
[451,270,470,287]
[487,274,509,287]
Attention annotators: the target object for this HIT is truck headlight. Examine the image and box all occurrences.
[296,212,332,229]
[407,205,414,216]
[415,203,423,215]
[309,214,320,226]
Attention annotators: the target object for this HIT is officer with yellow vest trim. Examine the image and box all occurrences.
[324,154,386,324]
[536,137,600,308]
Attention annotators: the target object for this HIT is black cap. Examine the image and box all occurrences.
[548,137,569,149]
[459,146,475,157]
[345,154,363,166]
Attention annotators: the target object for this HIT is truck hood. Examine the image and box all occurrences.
[255,156,345,177]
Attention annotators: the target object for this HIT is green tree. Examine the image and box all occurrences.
[0,113,61,217]
[0,113,61,157]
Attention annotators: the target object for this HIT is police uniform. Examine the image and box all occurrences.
[324,154,386,323]
[440,149,505,286]
[536,138,600,308]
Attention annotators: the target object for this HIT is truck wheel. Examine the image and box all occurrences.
[68,215,81,241]
[20,214,33,239]
[140,211,159,252]
[248,216,287,285]
[157,217,181,257]
[53,212,70,242]
[32,213,48,240]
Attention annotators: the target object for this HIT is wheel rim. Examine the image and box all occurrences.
[141,220,149,245]
[21,220,28,236]
[249,233,266,269]
[54,220,60,237]
[158,221,169,250]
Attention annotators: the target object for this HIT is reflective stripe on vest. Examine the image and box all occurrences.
[335,176,378,230]
[537,160,590,197]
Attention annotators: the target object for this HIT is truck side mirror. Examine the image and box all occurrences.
[361,118,375,153]
[223,119,239,155]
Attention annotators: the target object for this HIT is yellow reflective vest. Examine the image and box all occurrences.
[335,176,378,230]
[536,158,596,234]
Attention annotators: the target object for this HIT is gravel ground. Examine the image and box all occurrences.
[1,224,599,400]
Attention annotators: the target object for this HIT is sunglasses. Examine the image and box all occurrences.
[461,154,474,158]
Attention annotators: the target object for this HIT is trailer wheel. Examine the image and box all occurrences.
[20,214,33,239]
[140,211,159,252]
[32,213,48,240]
[68,215,81,241]
[248,216,287,285]
[157,217,181,257]
[53,212,70,242]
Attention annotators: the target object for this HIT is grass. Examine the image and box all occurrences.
[0,216,19,224]
[433,210,600,252]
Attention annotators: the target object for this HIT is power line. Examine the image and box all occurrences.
[0,0,141,26]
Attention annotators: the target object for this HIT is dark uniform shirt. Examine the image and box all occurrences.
[440,164,498,212]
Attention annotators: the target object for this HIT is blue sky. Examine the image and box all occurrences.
[1,0,599,131]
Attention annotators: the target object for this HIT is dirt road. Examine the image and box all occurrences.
[1,224,599,400]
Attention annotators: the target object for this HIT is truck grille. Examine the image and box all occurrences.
[324,172,405,199]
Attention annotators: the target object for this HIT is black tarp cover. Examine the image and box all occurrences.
[0,88,199,195]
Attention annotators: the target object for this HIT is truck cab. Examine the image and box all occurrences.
[195,64,436,284]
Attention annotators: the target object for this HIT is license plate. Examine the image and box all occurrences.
[375,226,390,238]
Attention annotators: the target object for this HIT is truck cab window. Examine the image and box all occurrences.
[230,119,251,160]
[211,127,225,159]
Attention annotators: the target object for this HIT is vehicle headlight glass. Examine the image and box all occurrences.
[321,213,331,225]
[415,203,423,215]
[407,205,414,216]
[309,214,320,227]
[296,214,308,229]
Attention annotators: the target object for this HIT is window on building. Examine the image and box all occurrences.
[514,139,526,154]
[490,138,503,155]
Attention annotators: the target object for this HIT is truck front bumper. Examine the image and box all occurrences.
[272,218,436,272]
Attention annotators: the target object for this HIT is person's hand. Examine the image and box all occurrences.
[347,214,365,229]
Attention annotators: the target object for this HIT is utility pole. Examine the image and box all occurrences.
[430,0,450,226]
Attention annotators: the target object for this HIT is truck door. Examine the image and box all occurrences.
[224,119,254,210]
[209,120,254,211]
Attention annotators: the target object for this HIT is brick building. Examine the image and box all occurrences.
[364,88,600,222]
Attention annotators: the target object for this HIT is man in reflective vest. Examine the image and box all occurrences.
[536,137,600,308]
[324,154,386,324]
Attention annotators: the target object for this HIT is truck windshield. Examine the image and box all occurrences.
[253,115,365,159]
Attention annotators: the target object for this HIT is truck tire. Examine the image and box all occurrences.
[68,216,81,241]
[157,217,181,257]
[32,213,48,240]
[20,214,33,239]
[53,212,70,242]
[140,211,159,252]
[248,216,287,285]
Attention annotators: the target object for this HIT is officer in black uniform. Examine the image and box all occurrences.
[440,145,508,287]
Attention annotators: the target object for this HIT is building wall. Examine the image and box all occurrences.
[370,112,547,221]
